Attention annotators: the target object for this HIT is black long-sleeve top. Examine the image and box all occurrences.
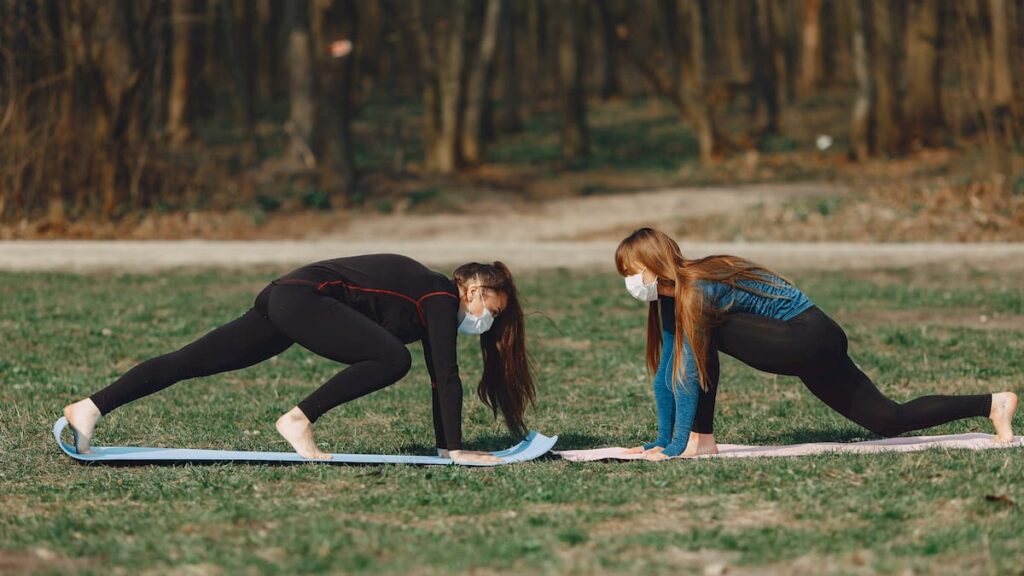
[276,254,464,450]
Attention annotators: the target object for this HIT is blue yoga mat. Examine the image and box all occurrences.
[53,417,557,467]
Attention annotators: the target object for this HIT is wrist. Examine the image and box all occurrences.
[661,444,684,458]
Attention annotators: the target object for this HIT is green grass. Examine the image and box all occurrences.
[2,266,1023,574]
[487,106,700,171]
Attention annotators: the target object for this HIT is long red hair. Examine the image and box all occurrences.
[614,227,790,391]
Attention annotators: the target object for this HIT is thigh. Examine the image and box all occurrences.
[267,286,409,365]
[175,307,295,376]
[799,354,898,429]
[713,313,809,375]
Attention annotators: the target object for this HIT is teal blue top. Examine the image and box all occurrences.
[700,274,814,321]
[643,273,813,457]
[642,330,699,457]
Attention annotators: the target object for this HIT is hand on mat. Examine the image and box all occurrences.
[449,450,502,465]
[644,451,671,461]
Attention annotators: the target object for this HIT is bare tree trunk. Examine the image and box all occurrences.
[989,0,1014,114]
[557,0,588,164]
[255,0,273,103]
[849,0,870,161]
[797,0,821,98]
[167,0,192,148]
[355,0,385,97]
[821,0,852,87]
[720,0,746,83]
[435,0,467,173]
[779,0,799,103]
[903,0,943,148]
[461,0,502,166]
[869,0,900,154]
[526,0,548,111]
[595,0,621,99]
[751,0,782,133]
[498,0,521,132]
[311,0,358,195]
[678,0,715,164]
[408,1,443,171]
[91,3,140,219]
[285,0,315,168]
[225,0,257,166]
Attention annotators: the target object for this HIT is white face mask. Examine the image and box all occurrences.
[458,290,495,335]
[625,271,659,302]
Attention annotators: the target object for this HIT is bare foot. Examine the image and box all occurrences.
[275,407,331,460]
[63,399,101,454]
[989,392,1018,443]
[694,432,719,456]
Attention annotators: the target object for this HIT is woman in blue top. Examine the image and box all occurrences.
[615,228,1018,460]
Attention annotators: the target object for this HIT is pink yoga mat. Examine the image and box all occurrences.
[555,433,1024,461]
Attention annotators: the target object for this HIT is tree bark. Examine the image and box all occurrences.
[408,1,442,171]
[435,0,467,173]
[461,0,502,166]
[868,0,900,154]
[678,0,715,164]
[497,0,522,132]
[903,0,943,147]
[311,0,358,194]
[849,0,870,161]
[91,3,140,219]
[821,0,852,87]
[224,0,257,166]
[557,0,588,164]
[595,0,621,100]
[751,0,782,133]
[720,0,746,83]
[526,0,548,110]
[285,0,315,168]
[167,0,192,148]
[779,0,798,103]
[989,0,1013,113]
[797,0,821,98]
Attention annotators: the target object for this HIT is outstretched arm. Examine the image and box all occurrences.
[421,298,463,452]
[643,332,675,450]
[659,335,700,458]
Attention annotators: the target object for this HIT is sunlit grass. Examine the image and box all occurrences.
[1,266,1022,574]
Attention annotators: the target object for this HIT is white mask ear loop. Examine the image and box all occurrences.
[459,286,495,335]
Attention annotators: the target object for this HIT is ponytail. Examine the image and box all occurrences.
[453,261,536,436]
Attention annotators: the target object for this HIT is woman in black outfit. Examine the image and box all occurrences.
[63,254,535,465]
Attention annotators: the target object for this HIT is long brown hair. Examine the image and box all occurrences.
[614,227,790,391]
[453,261,536,437]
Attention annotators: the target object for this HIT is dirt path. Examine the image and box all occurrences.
[328,182,839,241]
[2,183,1021,273]
[2,239,1024,273]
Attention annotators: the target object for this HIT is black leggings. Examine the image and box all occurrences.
[90,283,412,422]
[696,306,991,437]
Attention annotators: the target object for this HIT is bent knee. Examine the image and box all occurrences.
[380,346,412,378]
